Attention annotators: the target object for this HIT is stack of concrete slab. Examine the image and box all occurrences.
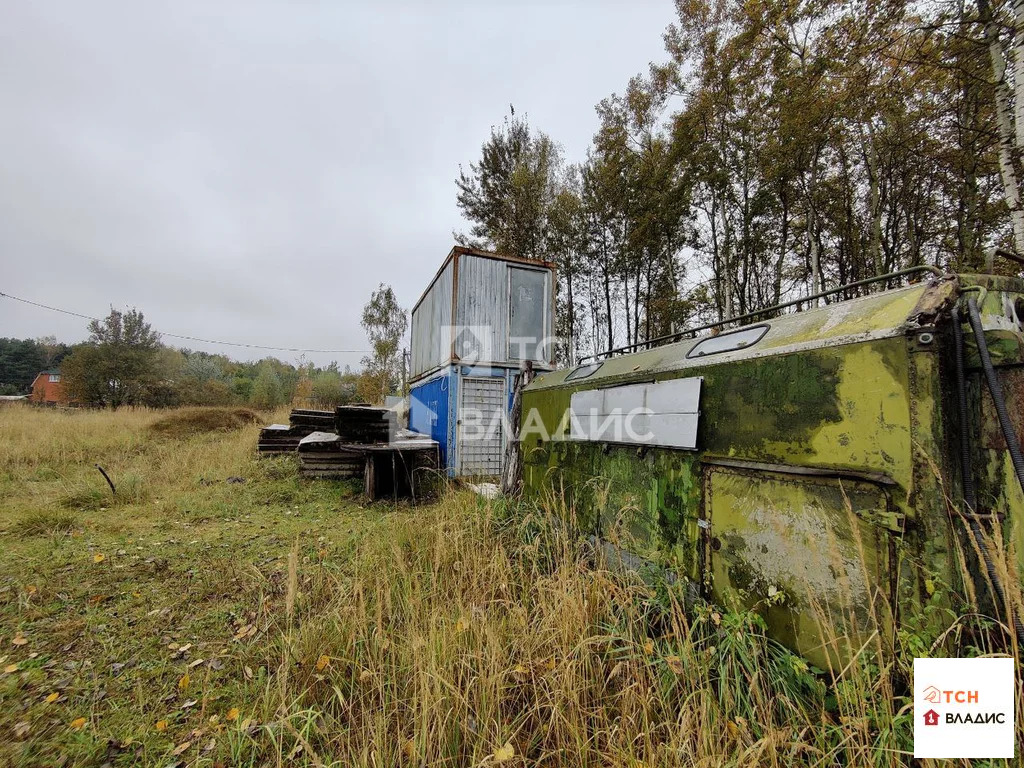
[297,432,363,479]
[257,409,338,455]
[334,406,394,444]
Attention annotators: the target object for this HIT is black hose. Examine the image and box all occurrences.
[951,311,977,513]
[966,297,1024,493]
[956,301,1024,646]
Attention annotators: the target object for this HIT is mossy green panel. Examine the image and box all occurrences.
[707,468,892,670]
[522,337,915,563]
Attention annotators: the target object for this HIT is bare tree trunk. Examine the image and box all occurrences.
[807,151,822,304]
[979,0,1024,253]
[719,199,735,320]
[774,183,790,305]
[861,124,884,279]
[602,241,614,354]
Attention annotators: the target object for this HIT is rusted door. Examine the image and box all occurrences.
[704,465,896,668]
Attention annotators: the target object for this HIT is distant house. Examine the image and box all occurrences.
[30,369,67,405]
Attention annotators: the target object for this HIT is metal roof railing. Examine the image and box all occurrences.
[579,265,945,364]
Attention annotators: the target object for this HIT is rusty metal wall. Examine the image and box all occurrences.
[410,259,453,380]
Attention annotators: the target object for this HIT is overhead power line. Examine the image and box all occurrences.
[0,290,370,355]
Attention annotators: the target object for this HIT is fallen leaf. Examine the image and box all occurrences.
[181,699,198,709]
[70,717,87,730]
[315,655,330,671]
[643,639,654,656]
[188,658,205,669]
[455,617,469,634]
[155,719,168,731]
[178,673,190,690]
[493,742,514,762]
[226,707,239,722]
[243,666,253,680]
[208,714,220,726]
[665,655,685,675]
[512,664,529,678]
[172,741,191,756]
[4,664,18,674]
[12,634,27,646]
[93,554,105,564]
[26,585,37,595]
[359,669,372,682]
[241,718,254,731]
[203,738,216,753]
[14,721,30,738]
[45,692,59,703]
[402,739,415,760]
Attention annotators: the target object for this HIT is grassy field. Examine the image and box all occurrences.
[0,405,1019,767]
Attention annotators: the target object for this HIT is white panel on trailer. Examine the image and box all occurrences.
[458,376,505,476]
[568,377,702,450]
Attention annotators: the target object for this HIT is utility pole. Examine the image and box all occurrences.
[401,348,409,395]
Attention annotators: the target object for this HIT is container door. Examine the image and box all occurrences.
[458,376,505,477]
[704,466,895,669]
[508,267,548,362]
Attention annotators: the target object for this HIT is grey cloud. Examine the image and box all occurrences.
[0,0,674,366]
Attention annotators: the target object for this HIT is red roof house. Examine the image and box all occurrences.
[30,369,67,405]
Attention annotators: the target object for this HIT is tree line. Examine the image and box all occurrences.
[455,0,1024,363]
[1,284,408,409]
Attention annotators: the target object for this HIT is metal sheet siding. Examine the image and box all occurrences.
[456,254,509,365]
[410,260,454,380]
[409,368,453,471]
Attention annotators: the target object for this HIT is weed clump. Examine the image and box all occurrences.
[148,407,261,439]
[16,511,75,536]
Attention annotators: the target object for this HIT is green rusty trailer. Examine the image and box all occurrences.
[520,269,1024,667]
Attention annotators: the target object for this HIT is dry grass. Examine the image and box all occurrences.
[148,407,262,439]
[0,405,1019,767]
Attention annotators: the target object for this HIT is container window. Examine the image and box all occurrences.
[686,325,769,359]
[508,267,548,361]
[566,362,603,381]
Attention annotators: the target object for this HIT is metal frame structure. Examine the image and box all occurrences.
[580,265,944,363]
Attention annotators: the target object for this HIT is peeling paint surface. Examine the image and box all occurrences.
[522,274,1024,664]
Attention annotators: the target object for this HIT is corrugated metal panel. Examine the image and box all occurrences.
[454,254,554,367]
[455,254,508,365]
[410,260,454,379]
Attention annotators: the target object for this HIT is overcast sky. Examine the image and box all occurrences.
[1,1,677,368]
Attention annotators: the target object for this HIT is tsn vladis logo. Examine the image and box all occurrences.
[913,658,1015,759]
